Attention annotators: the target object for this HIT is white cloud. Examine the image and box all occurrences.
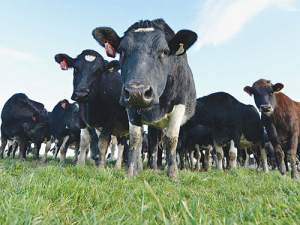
[0,46,43,63]
[193,0,298,50]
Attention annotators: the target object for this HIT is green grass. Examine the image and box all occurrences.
[0,156,300,224]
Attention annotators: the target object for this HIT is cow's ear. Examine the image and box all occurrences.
[93,27,121,58]
[244,86,253,96]
[61,99,69,109]
[105,60,120,72]
[168,30,197,56]
[272,83,284,92]
[54,54,75,70]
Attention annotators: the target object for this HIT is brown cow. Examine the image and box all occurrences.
[244,79,300,179]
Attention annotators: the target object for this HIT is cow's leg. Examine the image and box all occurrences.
[284,154,289,172]
[245,148,250,170]
[110,136,118,161]
[214,143,223,170]
[34,142,41,160]
[165,105,186,180]
[148,127,158,170]
[288,135,299,179]
[77,128,91,166]
[189,149,194,169]
[97,130,112,169]
[194,145,201,170]
[274,144,286,175]
[18,142,27,161]
[41,140,52,163]
[115,143,124,170]
[59,136,70,163]
[0,137,7,159]
[258,143,269,173]
[72,141,80,164]
[203,147,212,169]
[229,140,237,169]
[126,109,142,178]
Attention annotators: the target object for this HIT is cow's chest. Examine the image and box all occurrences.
[141,113,171,129]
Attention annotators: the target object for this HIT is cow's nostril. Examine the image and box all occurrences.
[144,87,153,100]
[124,88,130,100]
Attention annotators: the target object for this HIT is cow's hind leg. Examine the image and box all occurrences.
[229,140,238,169]
[0,137,7,159]
[214,143,223,170]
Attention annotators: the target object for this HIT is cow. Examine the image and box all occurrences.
[181,92,269,172]
[244,79,300,179]
[41,99,81,163]
[54,50,129,168]
[177,125,213,170]
[0,93,49,161]
[93,19,198,180]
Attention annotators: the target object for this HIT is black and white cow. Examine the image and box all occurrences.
[93,19,197,179]
[0,93,49,161]
[41,99,81,163]
[55,50,129,168]
[181,92,269,172]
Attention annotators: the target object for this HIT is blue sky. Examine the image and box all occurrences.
[0,0,299,114]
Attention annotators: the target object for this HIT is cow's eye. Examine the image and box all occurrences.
[160,49,169,58]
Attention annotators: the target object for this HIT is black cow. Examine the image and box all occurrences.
[0,93,49,161]
[181,92,269,172]
[55,50,129,168]
[41,99,81,163]
[244,79,300,179]
[93,19,197,179]
[178,125,213,170]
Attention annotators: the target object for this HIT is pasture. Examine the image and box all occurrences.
[0,156,299,224]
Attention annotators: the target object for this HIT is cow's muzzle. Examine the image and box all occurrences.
[122,83,155,107]
[72,89,90,102]
[260,104,273,114]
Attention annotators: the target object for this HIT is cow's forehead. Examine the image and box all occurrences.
[253,79,272,88]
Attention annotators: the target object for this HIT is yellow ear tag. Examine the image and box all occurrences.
[175,43,184,56]
[108,67,114,72]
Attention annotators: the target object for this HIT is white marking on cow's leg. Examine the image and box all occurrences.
[110,136,117,161]
[195,145,201,170]
[126,122,142,178]
[166,104,186,180]
[214,142,223,170]
[41,139,52,163]
[115,143,124,170]
[77,128,91,166]
[245,148,250,170]
[229,140,237,169]
[59,136,70,163]
[189,150,194,169]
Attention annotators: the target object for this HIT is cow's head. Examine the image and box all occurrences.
[23,109,49,143]
[52,99,81,131]
[93,19,197,108]
[244,79,284,115]
[55,50,119,103]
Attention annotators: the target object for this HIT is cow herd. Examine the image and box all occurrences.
[1,19,300,180]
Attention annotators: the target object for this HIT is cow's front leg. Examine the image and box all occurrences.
[97,126,115,169]
[34,142,41,160]
[18,142,27,161]
[0,137,8,159]
[126,109,142,178]
[77,128,91,166]
[288,134,299,179]
[165,105,186,181]
[258,143,269,173]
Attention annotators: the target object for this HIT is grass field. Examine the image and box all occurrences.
[0,156,299,224]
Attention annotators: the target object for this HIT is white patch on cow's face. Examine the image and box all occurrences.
[166,104,186,138]
[134,27,155,33]
[85,55,96,62]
